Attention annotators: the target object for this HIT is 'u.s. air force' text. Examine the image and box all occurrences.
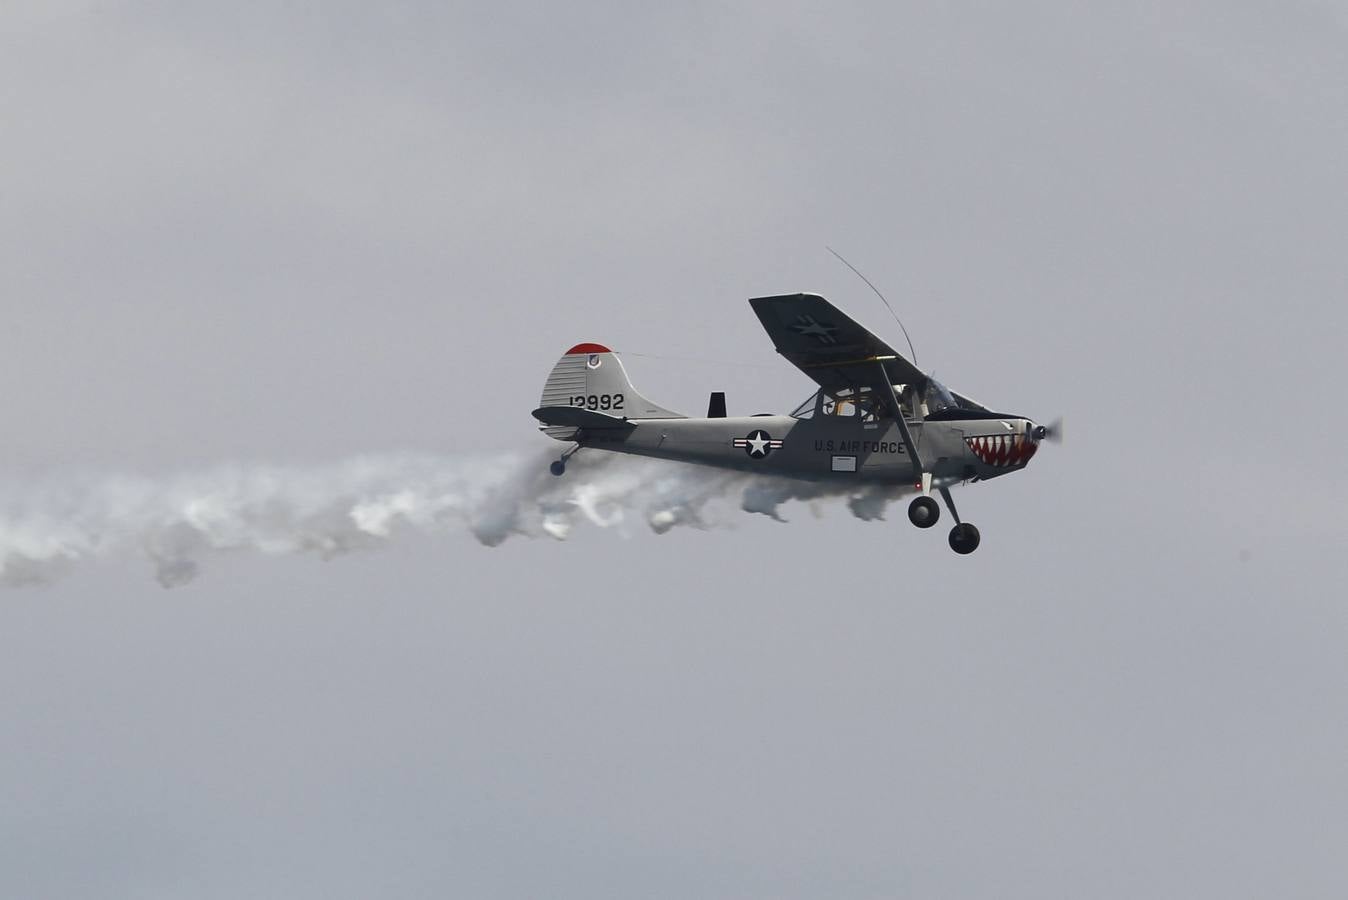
[814,440,905,453]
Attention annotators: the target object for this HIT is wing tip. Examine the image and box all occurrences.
[749,292,828,305]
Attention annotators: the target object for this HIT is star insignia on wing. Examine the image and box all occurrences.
[790,314,838,345]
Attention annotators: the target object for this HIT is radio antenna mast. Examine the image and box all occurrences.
[826,246,917,366]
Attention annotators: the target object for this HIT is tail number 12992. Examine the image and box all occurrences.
[570,394,624,411]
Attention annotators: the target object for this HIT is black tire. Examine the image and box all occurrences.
[549,461,566,477]
[948,523,981,554]
[907,495,940,529]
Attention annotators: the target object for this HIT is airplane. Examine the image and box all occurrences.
[531,293,1058,554]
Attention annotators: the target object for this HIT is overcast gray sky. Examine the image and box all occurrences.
[2,2,1346,897]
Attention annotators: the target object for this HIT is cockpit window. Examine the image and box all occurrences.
[926,378,958,412]
[790,379,993,421]
[789,387,884,422]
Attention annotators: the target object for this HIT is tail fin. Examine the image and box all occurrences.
[537,343,682,440]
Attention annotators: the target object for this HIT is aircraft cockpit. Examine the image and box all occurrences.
[790,387,884,421]
[789,378,992,422]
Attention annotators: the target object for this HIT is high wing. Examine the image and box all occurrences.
[749,293,927,396]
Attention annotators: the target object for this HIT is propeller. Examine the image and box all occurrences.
[1032,417,1064,445]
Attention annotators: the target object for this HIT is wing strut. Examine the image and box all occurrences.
[875,363,931,496]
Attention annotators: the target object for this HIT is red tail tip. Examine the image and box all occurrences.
[566,343,611,354]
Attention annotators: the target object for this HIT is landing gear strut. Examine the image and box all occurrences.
[550,443,580,476]
[938,486,980,554]
[907,495,940,528]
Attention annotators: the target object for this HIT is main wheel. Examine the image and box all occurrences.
[549,460,566,477]
[907,495,940,528]
[948,523,980,554]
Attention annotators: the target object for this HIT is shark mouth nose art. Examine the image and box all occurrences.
[966,434,1038,467]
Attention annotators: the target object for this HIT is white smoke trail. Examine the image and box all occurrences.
[0,451,909,588]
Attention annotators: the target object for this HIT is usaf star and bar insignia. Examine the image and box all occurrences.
[789,313,838,345]
[733,429,784,459]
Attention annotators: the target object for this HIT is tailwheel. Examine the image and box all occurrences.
[907,495,940,529]
[948,523,981,555]
[550,443,580,477]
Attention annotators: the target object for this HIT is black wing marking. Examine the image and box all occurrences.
[749,293,927,395]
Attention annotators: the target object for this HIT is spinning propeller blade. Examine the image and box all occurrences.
[1034,417,1064,445]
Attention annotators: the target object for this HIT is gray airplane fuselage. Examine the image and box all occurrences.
[580,414,1038,485]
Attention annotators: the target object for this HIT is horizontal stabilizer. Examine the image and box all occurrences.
[531,406,636,429]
